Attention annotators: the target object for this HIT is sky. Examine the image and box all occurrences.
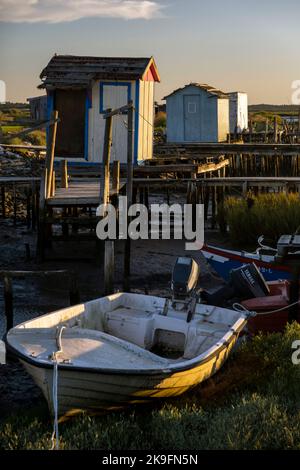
[0,0,299,104]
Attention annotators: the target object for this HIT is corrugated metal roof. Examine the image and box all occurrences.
[163,83,229,100]
[39,55,160,89]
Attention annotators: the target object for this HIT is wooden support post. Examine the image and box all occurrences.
[37,169,47,262]
[274,116,278,143]
[62,208,69,239]
[211,185,217,229]
[69,272,80,306]
[25,243,31,261]
[13,184,17,226]
[123,101,134,292]
[71,207,78,234]
[4,275,13,332]
[1,186,6,218]
[112,160,120,194]
[249,120,253,143]
[104,241,115,295]
[126,102,134,208]
[31,182,37,231]
[35,183,39,230]
[144,186,149,210]
[265,119,269,142]
[99,110,114,292]
[100,109,113,207]
[60,159,68,189]
[204,186,210,221]
[46,110,58,199]
[166,187,170,205]
[26,188,31,229]
[50,171,56,197]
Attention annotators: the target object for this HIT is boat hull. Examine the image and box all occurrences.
[202,244,291,282]
[20,331,238,417]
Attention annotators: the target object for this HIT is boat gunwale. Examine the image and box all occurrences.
[5,317,248,376]
[202,244,291,272]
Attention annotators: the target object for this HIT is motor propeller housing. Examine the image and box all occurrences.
[171,257,200,302]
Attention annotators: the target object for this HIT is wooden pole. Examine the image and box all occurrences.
[100,109,115,293]
[104,241,114,295]
[126,101,134,208]
[265,119,269,142]
[100,110,113,207]
[4,275,13,332]
[249,120,253,143]
[123,101,134,292]
[1,186,6,218]
[60,159,68,189]
[13,184,17,226]
[274,116,278,143]
[26,187,31,229]
[37,169,47,262]
[51,170,56,197]
[112,160,120,194]
[46,110,58,199]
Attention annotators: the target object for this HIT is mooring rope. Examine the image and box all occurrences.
[233,299,300,317]
[50,325,66,451]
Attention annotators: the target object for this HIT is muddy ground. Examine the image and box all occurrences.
[0,212,226,419]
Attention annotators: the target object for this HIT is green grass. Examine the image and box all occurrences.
[0,108,46,146]
[0,105,30,121]
[1,125,25,134]
[26,130,46,146]
[1,323,300,450]
[220,193,300,246]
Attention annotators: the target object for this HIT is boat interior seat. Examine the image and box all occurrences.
[183,324,227,359]
[103,307,156,350]
[103,308,192,354]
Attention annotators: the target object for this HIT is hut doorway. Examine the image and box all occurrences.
[55,89,86,158]
[184,95,201,142]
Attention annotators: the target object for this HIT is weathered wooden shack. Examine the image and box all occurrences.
[27,95,47,121]
[164,83,229,143]
[227,92,248,134]
[38,55,160,163]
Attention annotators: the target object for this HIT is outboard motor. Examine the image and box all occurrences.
[168,257,200,323]
[171,257,200,302]
[231,263,270,298]
[202,262,270,306]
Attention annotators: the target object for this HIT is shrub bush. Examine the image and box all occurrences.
[221,193,300,246]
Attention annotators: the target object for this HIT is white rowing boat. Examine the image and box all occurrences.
[6,292,248,417]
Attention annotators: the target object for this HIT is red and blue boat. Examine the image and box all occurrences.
[201,244,292,282]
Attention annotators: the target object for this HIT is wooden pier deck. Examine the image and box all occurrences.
[47,179,124,207]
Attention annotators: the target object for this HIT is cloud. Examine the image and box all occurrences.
[0,0,163,23]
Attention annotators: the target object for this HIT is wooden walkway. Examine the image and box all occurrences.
[47,179,124,207]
